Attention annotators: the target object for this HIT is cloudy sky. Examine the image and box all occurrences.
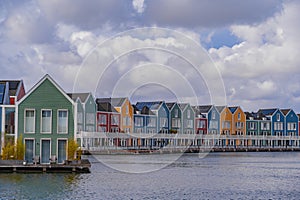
[1,0,300,112]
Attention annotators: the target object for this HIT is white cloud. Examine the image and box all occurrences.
[132,0,145,14]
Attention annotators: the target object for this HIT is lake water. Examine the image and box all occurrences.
[1,152,300,199]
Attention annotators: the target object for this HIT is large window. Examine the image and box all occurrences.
[172,118,181,128]
[223,121,231,129]
[123,116,131,126]
[86,113,95,124]
[185,119,193,128]
[77,112,83,124]
[288,122,297,131]
[111,115,119,125]
[197,120,206,128]
[41,110,52,133]
[261,122,270,130]
[274,122,283,130]
[147,117,156,127]
[209,121,218,129]
[98,114,107,125]
[160,117,168,128]
[25,109,35,133]
[134,117,143,126]
[58,110,68,133]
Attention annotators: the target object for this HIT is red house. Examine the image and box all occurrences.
[193,106,208,134]
[96,100,121,133]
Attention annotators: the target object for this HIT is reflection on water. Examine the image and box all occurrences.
[1,152,300,199]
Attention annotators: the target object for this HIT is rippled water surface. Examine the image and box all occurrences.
[1,152,300,199]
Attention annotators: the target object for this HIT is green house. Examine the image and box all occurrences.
[17,75,76,164]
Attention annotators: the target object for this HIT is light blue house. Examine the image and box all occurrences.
[166,102,182,133]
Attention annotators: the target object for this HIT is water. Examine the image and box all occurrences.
[1,152,300,199]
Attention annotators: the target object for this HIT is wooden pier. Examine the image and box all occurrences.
[0,159,91,173]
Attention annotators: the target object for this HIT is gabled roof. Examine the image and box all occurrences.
[67,93,91,103]
[0,80,23,96]
[228,106,238,114]
[136,101,164,111]
[178,103,188,111]
[257,108,278,116]
[166,102,176,110]
[280,109,291,116]
[96,97,127,107]
[133,104,155,115]
[216,106,226,113]
[97,102,118,113]
[245,112,267,120]
[193,105,213,113]
[17,74,74,105]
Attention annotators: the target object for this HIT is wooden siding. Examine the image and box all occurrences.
[18,78,75,157]
[220,107,232,135]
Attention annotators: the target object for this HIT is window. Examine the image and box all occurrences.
[261,122,270,130]
[187,110,191,119]
[212,111,216,120]
[223,121,230,129]
[98,114,106,125]
[25,109,35,133]
[277,113,280,121]
[185,119,193,128]
[77,112,83,124]
[126,105,129,114]
[238,113,241,120]
[147,117,156,127]
[135,117,143,126]
[197,120,206,128]
[236,122,244,129]
[249,122,256,130]
[123,116,131,126]
[58,110,68,133]
[86,125,94,132]
[41,110,52,133]
[111,115,119,125]
[86,113,95,124]
[209,121,218,129]
[174,109,178,118]
[274,122,283,130]
[172,118,181,128]
[288,122,297,131]
[160,117,168,128]
[98,126,106,132]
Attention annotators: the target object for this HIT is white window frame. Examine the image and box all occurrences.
[57,109,68,134]
[24,109,35,134]
[41,109,52,134]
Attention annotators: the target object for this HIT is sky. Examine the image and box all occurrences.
[0,0,300,112]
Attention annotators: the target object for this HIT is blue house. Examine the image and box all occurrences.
[281,109,298,137]
[136,101,169,134]
[257,108,285,137]
[193,105,220,135]
[166,102,182,134]
[133,105,157,134]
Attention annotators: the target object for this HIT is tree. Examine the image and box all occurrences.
[15,135,24,160]
[67,138,78,160]
[1,141,15,160]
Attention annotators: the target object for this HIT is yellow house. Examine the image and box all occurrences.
[217,106,232,135]
[110,98,134,133]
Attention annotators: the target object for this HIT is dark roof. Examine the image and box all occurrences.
[96,98,126,107]
[193,105,213,113]
[257,108,278,116]
[166,102,176,110]
[280,109,291,116]
[0,80,22,96]
[136,101,164,111]
[216,106,226,113]
[0,82,6,104]
[67,93,90,102]
[178,103,189,111]
[228,106,238,114]
[97,102,118,113]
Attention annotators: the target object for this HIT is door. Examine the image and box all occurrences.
[25,139,34,163]
[57,140,67,164]
[41,140,51,164]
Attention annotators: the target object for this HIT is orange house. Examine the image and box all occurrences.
[229,106,246,136]
[109,98,134,133]
[217,106,232,135]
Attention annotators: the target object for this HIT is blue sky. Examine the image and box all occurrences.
[1,0,300,112]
